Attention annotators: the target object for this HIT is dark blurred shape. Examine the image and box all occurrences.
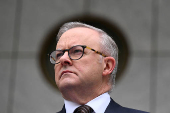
[39,15,129,89]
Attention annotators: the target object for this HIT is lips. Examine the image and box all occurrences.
[60,70,74,78]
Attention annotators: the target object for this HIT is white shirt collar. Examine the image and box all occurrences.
[64,92,110,113]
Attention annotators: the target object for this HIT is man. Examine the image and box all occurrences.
[49,22,149,113]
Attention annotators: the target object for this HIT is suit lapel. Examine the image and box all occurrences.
[104,98,124,113]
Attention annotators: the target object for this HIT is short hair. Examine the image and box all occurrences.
[57,22,118,92]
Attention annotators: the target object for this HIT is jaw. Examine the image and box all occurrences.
[59,80,111,105]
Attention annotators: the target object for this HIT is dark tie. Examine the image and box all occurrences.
[73,105,94,113]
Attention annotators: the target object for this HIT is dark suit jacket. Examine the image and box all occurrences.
[57,98,149,113]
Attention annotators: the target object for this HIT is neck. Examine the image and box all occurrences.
[60,83,111,105]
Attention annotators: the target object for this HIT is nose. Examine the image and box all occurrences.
[59,52,72,66]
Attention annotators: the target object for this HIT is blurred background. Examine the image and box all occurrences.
[0,0,170,113]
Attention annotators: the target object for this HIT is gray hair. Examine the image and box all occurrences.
[57,22,118,92]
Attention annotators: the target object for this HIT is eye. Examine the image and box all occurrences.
[56,52,63,59]
[72,49,83,54]
[69,46,83,55]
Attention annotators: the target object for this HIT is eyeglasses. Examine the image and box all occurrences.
[48,45,107,64]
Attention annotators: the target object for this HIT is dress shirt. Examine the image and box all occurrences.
[64,92,110,113]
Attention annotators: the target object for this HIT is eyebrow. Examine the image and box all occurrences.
[56,45,78,50]
[56,48,62,50]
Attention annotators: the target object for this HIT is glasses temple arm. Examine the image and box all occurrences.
[86,46,107,57]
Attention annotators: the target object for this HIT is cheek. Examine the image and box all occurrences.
[75,61,100,77]
[76,56,103,73]
[74,63,85,75]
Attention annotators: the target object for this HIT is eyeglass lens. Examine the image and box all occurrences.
[50,45,84,64]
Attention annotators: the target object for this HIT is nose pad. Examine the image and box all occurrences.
[59,52,72,65]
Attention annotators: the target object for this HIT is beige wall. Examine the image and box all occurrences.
[1,0,170,113]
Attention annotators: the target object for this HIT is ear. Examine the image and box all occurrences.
[102,57,116,76]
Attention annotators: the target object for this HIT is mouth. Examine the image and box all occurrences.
[60,70,74,79]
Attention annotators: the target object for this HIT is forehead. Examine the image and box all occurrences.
[56,27,101,49]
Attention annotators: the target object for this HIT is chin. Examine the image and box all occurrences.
[60,81,81,93]
[59,79,76,87]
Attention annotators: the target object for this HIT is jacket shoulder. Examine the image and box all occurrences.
[105,98,149,113]
[56,105,66,113]
[123,107,149,113]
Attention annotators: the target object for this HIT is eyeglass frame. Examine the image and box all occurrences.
[48,45,107,64]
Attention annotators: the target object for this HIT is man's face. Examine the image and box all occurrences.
[55,27,105,94]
